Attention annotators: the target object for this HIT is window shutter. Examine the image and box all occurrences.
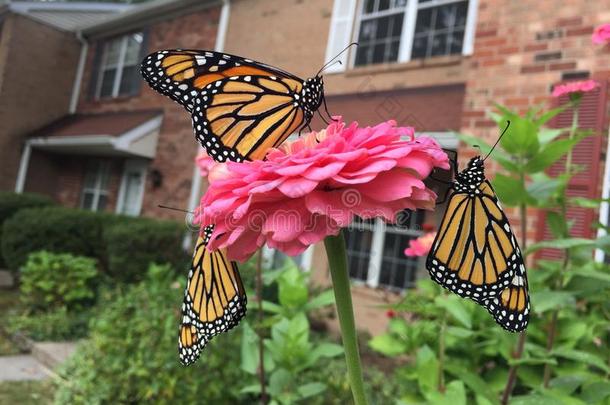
[536,81,608,260]
[324,0,358,73]
[88,41,104,100]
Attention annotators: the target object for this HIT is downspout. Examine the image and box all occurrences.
[183,0,231,250]
[14,141,31,193]
[70,31,88,113]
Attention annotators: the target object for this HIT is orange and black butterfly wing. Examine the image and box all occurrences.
[179,225,247,366]
[141,50,309,161]
[482,258,530,332]
[426,180,517,302]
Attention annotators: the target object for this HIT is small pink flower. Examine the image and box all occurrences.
[196,119,449,261]
[592,23,610,45]
[552,80,599,98]
[404,232,436,257]
[196,152,217,178]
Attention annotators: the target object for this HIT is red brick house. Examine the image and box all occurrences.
[13,0,227,219]
[7,0,610,332]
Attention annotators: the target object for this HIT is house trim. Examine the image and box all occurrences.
[595,127,610,262]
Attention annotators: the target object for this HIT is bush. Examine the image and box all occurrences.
[1,206,188,283]
[103,219,187,283]
[6,308,90,341]
[20,251,98,312]
[0,192,54,268]
[54,264,244,404]
[1,207,105,273]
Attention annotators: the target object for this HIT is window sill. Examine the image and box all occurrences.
[339,54,467,77]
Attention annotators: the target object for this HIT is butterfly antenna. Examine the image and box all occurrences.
[158,204,194,214]
[483,120,511,161]
[316,42,358,76]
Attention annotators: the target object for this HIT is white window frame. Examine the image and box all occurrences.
[262,245,315,272]
[95,32,142,99]
[115,159,147,216]
[595,127,610,263]
[80,160,111,212]
[344,0,478,68]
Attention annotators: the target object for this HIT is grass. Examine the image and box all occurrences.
[0,289,22,355]
[0,380,55,404]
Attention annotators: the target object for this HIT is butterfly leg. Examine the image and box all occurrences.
[322,95,338,122]
[317,109,330,125]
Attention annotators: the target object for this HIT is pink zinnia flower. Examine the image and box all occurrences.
[196,119,449,261]
[196,152,217,178]
[592,23,610,45]
[404,231,436,257]
[551,80,599,98]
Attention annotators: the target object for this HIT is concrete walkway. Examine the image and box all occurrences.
[0,342,77,381]
[0,355,49,381]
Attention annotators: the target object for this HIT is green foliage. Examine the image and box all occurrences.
[19,251,98,312]
[6,307,90,341]
[370,104,610,404]
[1,206,187,283]
[0,192,54,268]
[103,219,187,283]
[240,262,343,404]
[1,207,105,273]
[53,264,244,404]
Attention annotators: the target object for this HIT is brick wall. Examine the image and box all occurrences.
[75,5,222,220]
[461,0,610,246]
[0,14,81,191]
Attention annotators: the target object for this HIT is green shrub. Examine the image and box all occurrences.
[20,251,98,312]
[0,192,54,268]
[103,219,188,283]
[54,264,244,404]
[1,207,105,273]
[6,307,89,341]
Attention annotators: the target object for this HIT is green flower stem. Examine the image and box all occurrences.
[324,232,368,405]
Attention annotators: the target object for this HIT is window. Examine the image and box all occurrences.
[116,160,147,216]
[326,0,477,70]
[345,210,425,291]
[263,246,314,271]
[96,32,143,99]
[412,0,469,58]
[81,161,111,211]
[354,0,407,66]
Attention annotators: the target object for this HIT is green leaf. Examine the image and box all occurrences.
[368,333,407,357]
[526,238,595,254]
[524,137,583,173]
[416,345,439,394]
[552,348,610,373]
[545,211,568,238]
[459,133,518,171]
[424,380,467,405]
[492,174,527,206]
[434,295,472,328]
[261,300,283,314]
[268,369,292,396]
[497,111,540,156]
[537,105,567,126]
[388,318,409,336]
[580,381,610,403]
[240,322,260,375]
[530,290,576,313]
[548,375,588,395]
[297,382,327,398]
[526,174,566,205]
[304,289,334,311]
[446,364,499,405]
[310,343,343,359]
[510,395,563,405]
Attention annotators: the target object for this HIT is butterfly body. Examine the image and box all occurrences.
[141,49,326,161]
[427,156,530,332]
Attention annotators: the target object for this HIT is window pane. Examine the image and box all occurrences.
[119,65,138,96]
[99,69,116,98]
[124,33,143,66]
[121,172,143,216]
[97,194,108,212]
[355,13,404,66]
[364,0,375,13]
[413,1,468,59]
[103,39,122,67]
[378,0,390,11]
[345,227,373,282]
[81,192,94,210]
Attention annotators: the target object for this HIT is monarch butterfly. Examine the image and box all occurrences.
[426,123,530,332]
[178,225,246,366]
[143,46,354,365]
[140,46,351,161]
